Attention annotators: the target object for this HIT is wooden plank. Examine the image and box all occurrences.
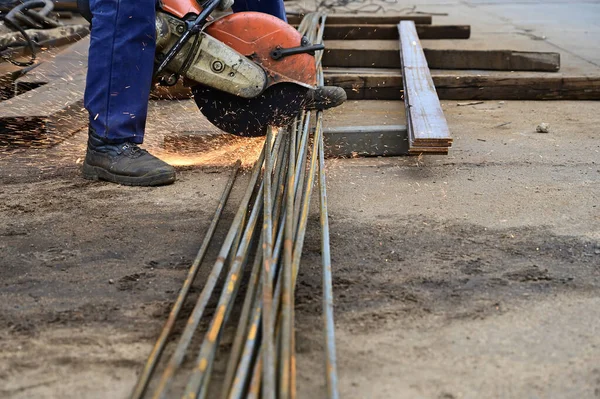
[287,14,432,25]
[433,74,600,100]
[321,24,470,41]
[426,49,560,72]
[324,67,600,100]
[399,21,451,151]
[324,68,404,100]
[323,40,561,71]
[0,72,86,147]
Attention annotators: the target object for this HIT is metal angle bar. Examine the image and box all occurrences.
[130,160,240,399]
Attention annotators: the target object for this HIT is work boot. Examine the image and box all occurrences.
[305,86,347,110]
[82,130,176,186]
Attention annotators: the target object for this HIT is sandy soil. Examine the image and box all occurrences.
[2,1,600,398]
[1,98,599,398]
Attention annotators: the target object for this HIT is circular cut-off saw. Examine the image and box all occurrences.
[78,0,344,136]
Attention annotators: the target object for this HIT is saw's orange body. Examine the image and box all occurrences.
[160,0,317,87]
[161,0,202,18]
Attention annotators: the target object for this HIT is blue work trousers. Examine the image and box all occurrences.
[84,0,286,144]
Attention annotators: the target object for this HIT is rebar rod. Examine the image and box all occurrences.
[152,149,265,399]
[220,239,263,398]
[261,125,276,399]
[183,179,265,398]
[315,13,340,399]
[130,160,240,399]
[279,120,296,399]
[185,128,287,397]
[137,13,339,399]
[317,105,339,399]
[230,116,314,396]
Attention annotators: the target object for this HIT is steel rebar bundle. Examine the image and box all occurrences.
[131,13,338,399]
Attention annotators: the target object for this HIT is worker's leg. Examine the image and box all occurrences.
[232,0,287,22]
[84,0,155,143]
[82,0,175,186]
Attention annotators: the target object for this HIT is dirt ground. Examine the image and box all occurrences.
[1,1,600,398]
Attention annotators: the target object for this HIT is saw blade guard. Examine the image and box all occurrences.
[205,12,318,89]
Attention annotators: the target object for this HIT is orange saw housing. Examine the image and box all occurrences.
[161,0,318,89]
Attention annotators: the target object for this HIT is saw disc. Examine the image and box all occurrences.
[193,83,309,137]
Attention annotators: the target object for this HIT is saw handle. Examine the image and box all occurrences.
[154,0,221,78]
[270,43,325,60]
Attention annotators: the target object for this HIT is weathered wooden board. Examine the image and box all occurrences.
[323,40,561,71]
[399,21,452,152]
[0,73,86,147]
[287,14,432,25]
[324,68,404,100]
[321,24,470,41]
[324,67,600,100]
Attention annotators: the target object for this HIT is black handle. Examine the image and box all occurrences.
[154,0,220,78]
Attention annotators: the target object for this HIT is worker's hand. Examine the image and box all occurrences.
[217,0,234,11]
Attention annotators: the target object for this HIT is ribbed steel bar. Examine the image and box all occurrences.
[261,125,276,399]
[183,179,265,398]
[229,126,310,399]
[248,352,262,399]
[184,128,287,398]
[138,13,339,399]
[316,13,340,399]
[220,239,263,399]
[130,161,241,399]
[223,143,289,398]
[227,211,287,399]
[287,105,321,399]
[317,101,339,399]
[292,114,311,235]
[152,148,265,399]
[279,117,296,399]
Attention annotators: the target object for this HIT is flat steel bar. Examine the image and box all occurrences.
[130,160,240,399]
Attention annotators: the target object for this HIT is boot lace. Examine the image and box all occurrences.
[120,143,147,159]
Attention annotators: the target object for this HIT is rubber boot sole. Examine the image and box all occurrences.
[82,162,176,187]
